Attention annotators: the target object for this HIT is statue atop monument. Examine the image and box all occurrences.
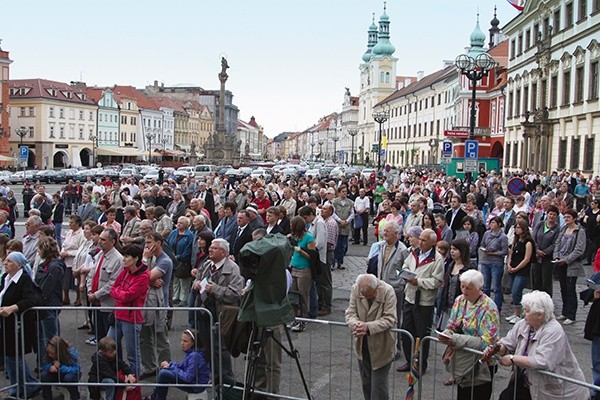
[190,140,196,156]
[219,57,229,82]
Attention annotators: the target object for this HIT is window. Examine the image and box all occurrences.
[517,34,523,55]
[578,0,587,20]
[60,126,64,139]
[59,108,64,119]
[89,111,93,121]
[510,39,516,58]
[566,2,574,27]
[553,9,561,32]
[563,70,571,105]
[550,75,558,107]
[505,143,511,167]
[533,23,540,42]
[571,138,581,169]
[28,126,34,138]
[558,139,567,168]
[575,66,585,102]
[532,82,538,110]
[131,116,136,125]
[29,107,34,116]
[512,142,519,166]
[49,126,55,138]
[543,17,551,38]
[79,110,84,120]
[121,115,127,124]
[49,107,54,118]
[19,107,25,117]
[79,127,84,139]
[131,132,136,142]
[541,79,548,107]
[590,61,599,100]
[594,0,600,13]
[584,137,595,171]
[515,89,521,116]
[507,91,513,117]
[525,29,531,49]
[523,87,529,114]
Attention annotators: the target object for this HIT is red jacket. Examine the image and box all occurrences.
[110,263,150,324]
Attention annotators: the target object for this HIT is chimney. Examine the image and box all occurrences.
[417,71,424,81]
[154,80,158,88]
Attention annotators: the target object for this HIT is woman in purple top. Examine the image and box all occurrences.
[144,329,211,400]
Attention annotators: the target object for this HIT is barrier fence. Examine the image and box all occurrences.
[1,307,599,400]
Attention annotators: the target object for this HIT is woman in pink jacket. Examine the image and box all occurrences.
[109,244,150,377]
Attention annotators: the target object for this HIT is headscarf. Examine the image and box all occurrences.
[6,251,34,279]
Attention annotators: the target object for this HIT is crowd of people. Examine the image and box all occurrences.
[0,167,599,399]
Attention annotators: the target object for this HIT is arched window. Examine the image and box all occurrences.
[385,72,390,83]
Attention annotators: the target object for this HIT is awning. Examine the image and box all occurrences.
[163,149,186,157]
[96,147,147,157]
[177,145,191,152]
[0,155,17,162]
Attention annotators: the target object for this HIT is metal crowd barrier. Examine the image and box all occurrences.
[3,307,599,400]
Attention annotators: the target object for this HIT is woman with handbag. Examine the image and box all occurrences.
[167,216,194,306]
[438,269,500,400]
[552,209,587,325]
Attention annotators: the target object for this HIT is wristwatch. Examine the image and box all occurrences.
[509,355,515,364]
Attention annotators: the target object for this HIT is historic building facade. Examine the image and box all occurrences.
[503,0,600,174]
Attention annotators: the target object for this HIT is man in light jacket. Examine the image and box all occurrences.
[345,274,397,400]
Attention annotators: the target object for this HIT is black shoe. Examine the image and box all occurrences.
[337,265,346,270]
[78,323,90,330]
[139,370,157,380]
[396,363,410,372]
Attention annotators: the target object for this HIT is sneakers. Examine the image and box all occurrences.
[291,321,306,332]
[507,315,522,324]
[556,315,567,321]
[505,314,516,322]
[562,318,576,325]
[85,337,97,346]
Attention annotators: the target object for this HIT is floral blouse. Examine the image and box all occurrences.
[445,293,500,350]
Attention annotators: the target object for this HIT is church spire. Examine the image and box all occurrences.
[468,13,487,59]
[362,13,379,63]
[371,2,395,57]
[489,6,501,48]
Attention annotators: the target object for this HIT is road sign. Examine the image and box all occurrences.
[442,155,452,164]
[465,140,479,159]
[19,146,29,160]
[464,159,478,172]
[444,130,469,138]
[372,144,379,153]
[380,149,386,157]
[442,141,453,156]
[507,177,527,196]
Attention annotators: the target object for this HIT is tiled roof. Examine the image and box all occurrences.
[377,66,456,106]
[9,78,96,104]
[113,85,158,110]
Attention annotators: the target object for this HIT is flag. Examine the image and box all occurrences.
[507,0,525,11]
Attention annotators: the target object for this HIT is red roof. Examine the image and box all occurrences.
[113,85,158,110]
[9,78,96,104]
[248,116,259,128]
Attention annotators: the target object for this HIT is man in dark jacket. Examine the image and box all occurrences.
[445,195,467,238]
[88,337,136,400]
[34,194,53,224]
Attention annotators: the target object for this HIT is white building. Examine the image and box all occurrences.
[503,0,600,174]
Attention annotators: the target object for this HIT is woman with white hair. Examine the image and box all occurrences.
[482,290,589,400]
[438,269,500,400]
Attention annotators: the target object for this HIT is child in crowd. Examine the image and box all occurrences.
[40,336,81,400]
[143,329,211,400]
[88,337,137,400]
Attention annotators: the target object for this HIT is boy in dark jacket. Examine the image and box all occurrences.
[88,337,136,400]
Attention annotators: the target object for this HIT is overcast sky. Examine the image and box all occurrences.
[3,0,519,137]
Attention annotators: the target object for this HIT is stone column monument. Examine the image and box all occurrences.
[203,57,240,165]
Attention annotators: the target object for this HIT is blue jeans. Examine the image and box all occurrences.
[334,235,349,267]
[309,282,318,318]
[556,266,578,320]
[108,319,142,376]
[154,368,202,400]
[592,336,600,397]
[38,310,60,360]
[40,370,80,400]
[4,355,39,397]
[54,223,63,248]
[101,377,115,400]
[480,262,504,310]
[510,274,529,308]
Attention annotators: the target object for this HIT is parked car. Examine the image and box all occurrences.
[119,168,142,180]
[33,170,57,183]
[50,170,68,184]
[193,164,219,179]
[10,170,36,184]
[361,168,377,180]
[329,167,345,179]
[144,169,160,181]
[250,169,272,180]
[304,169,320,178]
[95,168,119,180]
[0,171,12,184]
[174,166,195,182]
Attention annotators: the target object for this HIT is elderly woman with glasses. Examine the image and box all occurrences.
[482,290,588,400]
[0,252,41,399]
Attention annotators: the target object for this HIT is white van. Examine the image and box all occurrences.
[194,164,219,179]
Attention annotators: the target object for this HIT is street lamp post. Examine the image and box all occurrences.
[332,133,339,164]
[318,140,324,160]
[90,134,98,167]
[348,129,358,166]
[161,137,168,164]
[454,52,496,183]
[372,111,389,172]
[15,127,28,174]
[145,128,155,165]
[310,142,315,161]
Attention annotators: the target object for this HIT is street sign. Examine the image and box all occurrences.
[507,177,527,196]
[19,146,29,159]
[442,141,453,156]
[380,149,386,157]
[442,155,452,164]
[372,144,379,153]
[444,130,469,138]
[464,159,478,172]
[465,140,479,159]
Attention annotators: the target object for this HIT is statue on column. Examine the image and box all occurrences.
[219,57,229,82]
[190,141,197,156]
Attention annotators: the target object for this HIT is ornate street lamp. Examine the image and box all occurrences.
[15,127,28,173]
[318,140,324,160]
[90,134,98,167]
[145,127,155,165]
[331,131,339,164]
[455,51,496,182]
[310,142,315,161]
[372,111,389,172]
[348,128,358,166]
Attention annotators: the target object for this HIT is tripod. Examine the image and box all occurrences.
[242,323,312,400]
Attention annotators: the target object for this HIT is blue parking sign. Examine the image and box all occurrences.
[19,146,29,159]
[465,140,478,159]
[442,141,452,155]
